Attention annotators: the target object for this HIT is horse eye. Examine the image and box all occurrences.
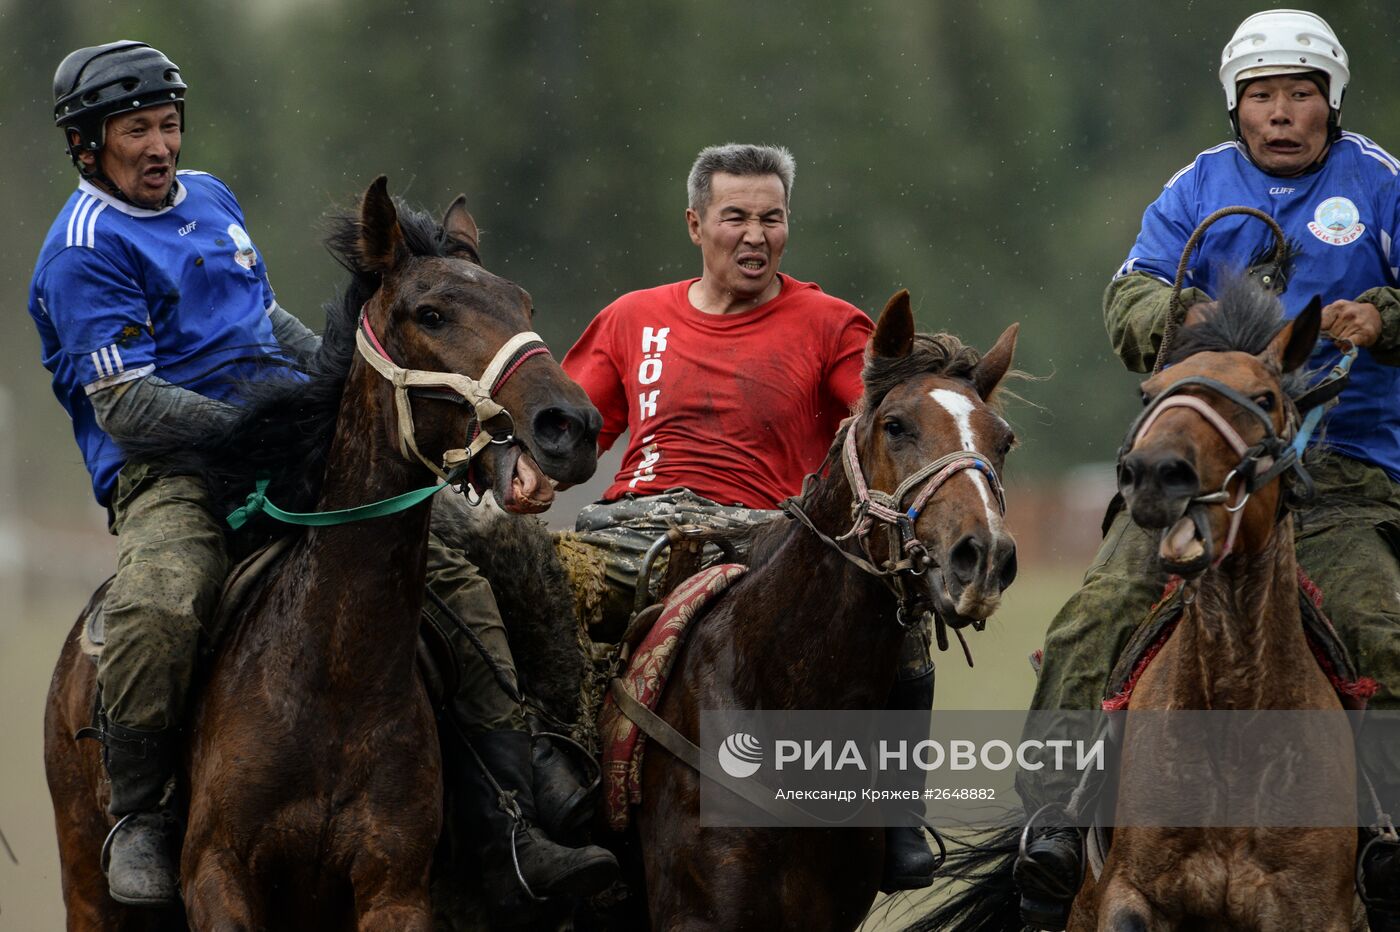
[998,435,1016,457]
[1254,393,1275,412]
[1140,390,1151,407]
[882,418,906,438]
[417,307,445,329]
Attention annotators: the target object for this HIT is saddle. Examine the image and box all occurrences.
[1103,569,1377,712]
[79,538,294,663]
[597,562,747,831]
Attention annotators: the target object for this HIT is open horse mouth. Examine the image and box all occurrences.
[1157,505,1214,576]
[924,567,996,631]
[475,442,555,514]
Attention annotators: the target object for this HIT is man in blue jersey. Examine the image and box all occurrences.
[1014,11,1400,930]
[31,41,319,907]
[31,41,617,909]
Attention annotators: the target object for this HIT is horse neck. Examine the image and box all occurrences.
[293,366,436,693]
[1176,517,1308,708]
[748,464,908,705]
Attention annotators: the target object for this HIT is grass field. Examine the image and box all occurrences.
[0,568,1080,928]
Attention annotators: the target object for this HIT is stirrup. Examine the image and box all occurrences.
[99,812,140,874]
[1359,819,1400,912]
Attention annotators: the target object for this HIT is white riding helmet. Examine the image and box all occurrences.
[1219,9,1348,112]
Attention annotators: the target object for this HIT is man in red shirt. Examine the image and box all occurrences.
[560,143,937,890]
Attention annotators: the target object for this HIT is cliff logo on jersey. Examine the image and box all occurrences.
[1308,197,1365,246]
[228,223,259,269]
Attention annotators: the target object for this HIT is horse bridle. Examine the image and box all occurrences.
[1119,375,1302,563]
[355,306,552,483]
[784,416,1006,638]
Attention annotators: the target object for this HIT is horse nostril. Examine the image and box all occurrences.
[1118,455,1141,492]
[1155,457,1198,497]
[996,542,1018,591]
[949,534,985,586]
[532,405,587,454]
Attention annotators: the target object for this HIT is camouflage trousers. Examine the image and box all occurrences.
[1020,453,1400,809]
[556,489,934,679]
[101,464,228,731]
[100,464,522,734]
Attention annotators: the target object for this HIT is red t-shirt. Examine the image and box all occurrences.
[562,274,872,508]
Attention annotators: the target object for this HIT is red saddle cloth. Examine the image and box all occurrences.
[1102,568,1378,712]
[599,563,747,832]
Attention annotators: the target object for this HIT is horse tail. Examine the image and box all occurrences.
[900,822,1023,932]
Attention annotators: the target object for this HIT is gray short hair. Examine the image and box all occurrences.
[686,143,796,215]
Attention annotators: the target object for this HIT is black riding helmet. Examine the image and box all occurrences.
[54,41,185,171]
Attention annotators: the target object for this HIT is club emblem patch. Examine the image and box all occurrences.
[1308,196,1364,246]
[227,223,259,269]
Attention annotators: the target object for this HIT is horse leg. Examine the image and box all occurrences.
[45,623,122,931]
[182,847,260,932]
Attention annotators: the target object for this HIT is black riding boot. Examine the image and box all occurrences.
[465,730,618,904]
[880,667,938,892]
[1014,822,1084,931]
[1360,829,1400,932]
[102,721,180,907]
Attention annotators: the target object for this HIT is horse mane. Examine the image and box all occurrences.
[1163,273,1309,400]
[859,331,984,412]
[119,198,460,531]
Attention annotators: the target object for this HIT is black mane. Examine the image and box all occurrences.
[120,198,456,535]
[1163,273,1309,399]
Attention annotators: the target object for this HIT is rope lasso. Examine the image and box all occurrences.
[1155,205,1288,375]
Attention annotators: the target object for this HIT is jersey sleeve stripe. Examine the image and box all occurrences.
[1342,132,1400,172]
[84,201,108,248]
[1165,142,1238,190]
[83,364,154,396]
[66,195,93,248]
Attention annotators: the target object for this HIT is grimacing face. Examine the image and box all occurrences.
[686,172,789,310]
[1236,74,1331,176]
[79,103,182,208]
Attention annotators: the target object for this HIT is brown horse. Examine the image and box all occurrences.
[1071,288,1357,930]
[912,281,1360,932]
[633,291,1020,930]
[44,177,600,930]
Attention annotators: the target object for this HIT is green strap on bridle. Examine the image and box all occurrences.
[227,470,466,530]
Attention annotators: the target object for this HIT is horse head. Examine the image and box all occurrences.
[352,176,600,512]
[1118,280,1322,575]
[850,290,1020,626]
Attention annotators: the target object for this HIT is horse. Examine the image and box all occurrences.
[912,279,1361,932]
[43,176,601,930]
[631,290,1020,930]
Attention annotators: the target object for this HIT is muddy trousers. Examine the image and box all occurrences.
[99,465,228,732]
[1017,454,1400,812]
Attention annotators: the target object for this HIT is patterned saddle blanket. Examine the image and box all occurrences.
[598,562,747,832]
[1102,569,1378,712]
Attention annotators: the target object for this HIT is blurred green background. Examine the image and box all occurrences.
[2,0,1398,925]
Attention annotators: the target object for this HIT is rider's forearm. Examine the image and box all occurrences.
[90,375,238,446]
[268,302,321,359]
[1103,272,1208,374]
[1356,287,1400,365]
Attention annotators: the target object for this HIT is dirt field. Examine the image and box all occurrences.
[0,570,1079,928]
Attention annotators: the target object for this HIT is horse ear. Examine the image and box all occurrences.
[972,322,1020,400]
[441,195,482,262]
[871,290,915,358]
[359,176,406,273]
[1264,295,1322,374]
